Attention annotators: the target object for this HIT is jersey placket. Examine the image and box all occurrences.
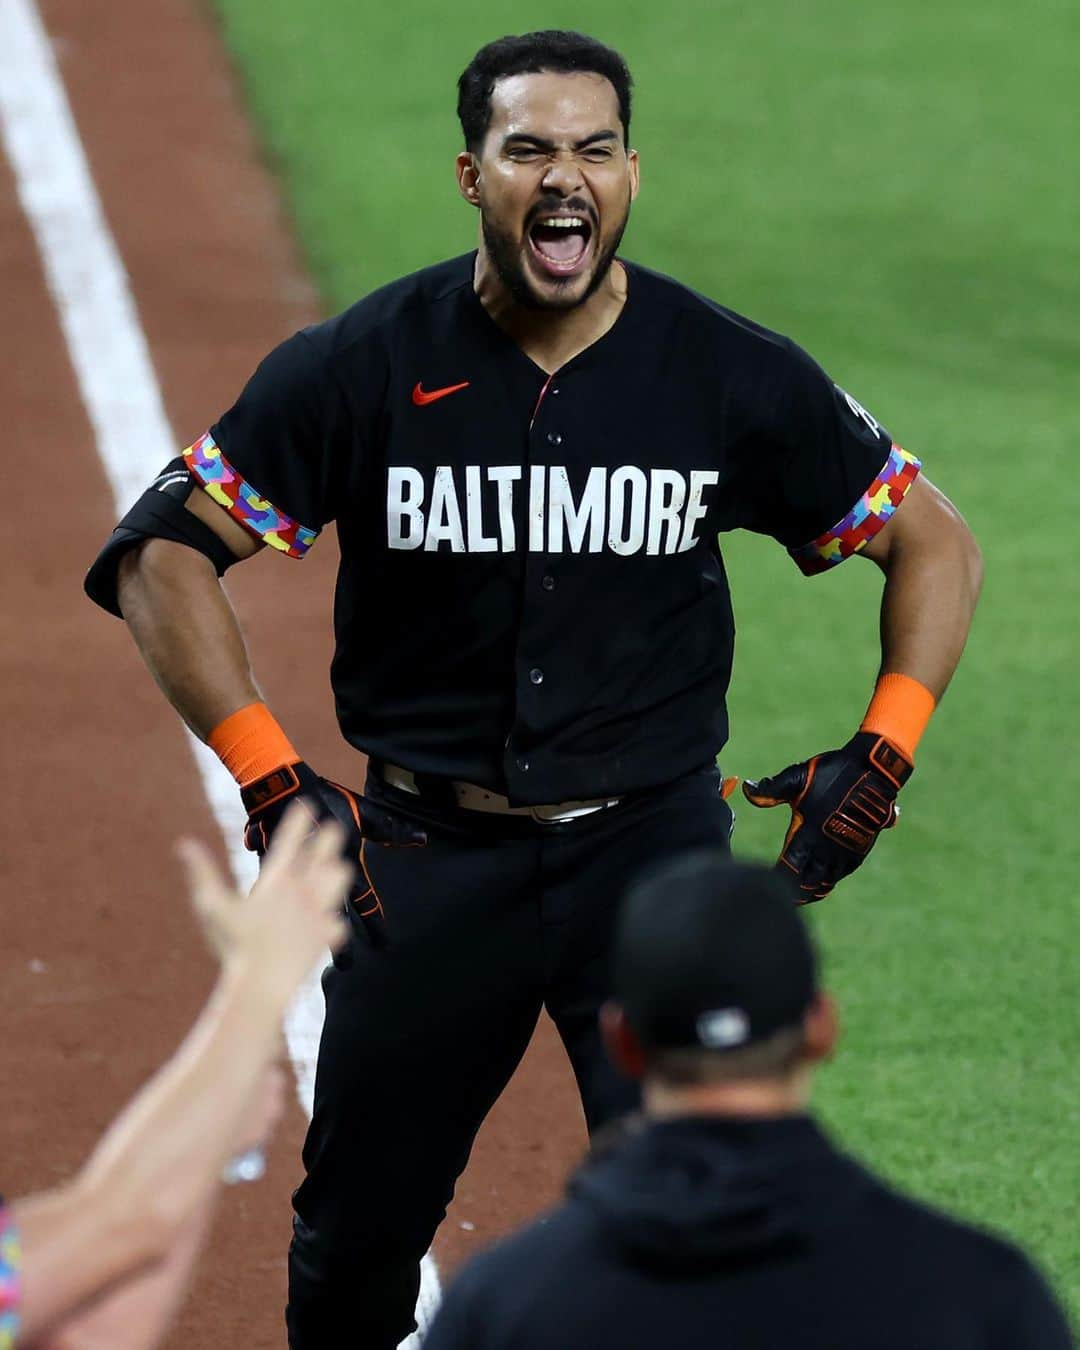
[503,371,565,802]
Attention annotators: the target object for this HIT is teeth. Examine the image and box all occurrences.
[538,216,586,229]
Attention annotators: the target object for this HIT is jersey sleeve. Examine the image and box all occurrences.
[733,339,921,575]
[182,330,344,558]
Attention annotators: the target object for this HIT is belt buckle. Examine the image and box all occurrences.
[528,799,617,824]
[529,803,570,824]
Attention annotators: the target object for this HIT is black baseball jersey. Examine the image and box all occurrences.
[174,253,921,804]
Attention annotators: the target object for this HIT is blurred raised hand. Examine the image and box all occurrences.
[180,799,350,980]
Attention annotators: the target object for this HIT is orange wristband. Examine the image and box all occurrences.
[207,701,299,788]
[859,673,936,761]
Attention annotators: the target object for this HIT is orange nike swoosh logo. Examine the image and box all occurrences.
[412,380,470,406]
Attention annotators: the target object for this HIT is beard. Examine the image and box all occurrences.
[481,197,631,312]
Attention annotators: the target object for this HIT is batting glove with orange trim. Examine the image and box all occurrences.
[742,732,913,903]
[241,761,426,948]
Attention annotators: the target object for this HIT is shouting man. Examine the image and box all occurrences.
[87,30,981,1349]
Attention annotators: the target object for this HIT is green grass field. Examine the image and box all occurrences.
[212,0,1079,1314]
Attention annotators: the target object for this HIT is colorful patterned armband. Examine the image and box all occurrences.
[790,444,921,576]
[0,1206,21,1349]
[183,432,318,558]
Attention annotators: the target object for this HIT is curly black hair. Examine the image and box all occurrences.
[457,31,633,153]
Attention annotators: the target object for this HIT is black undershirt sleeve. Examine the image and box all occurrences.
[84,458,241,617]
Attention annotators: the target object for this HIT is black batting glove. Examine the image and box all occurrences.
[742,732,913,904]
[241,761,426,948]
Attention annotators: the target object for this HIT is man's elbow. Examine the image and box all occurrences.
[908,477,983,611]
[940,498,983,611]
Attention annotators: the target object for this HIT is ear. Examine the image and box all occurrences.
[627,147,641,203]
[456,151,481,208]
[600,1002,647,1081]
[802,992,839,1064]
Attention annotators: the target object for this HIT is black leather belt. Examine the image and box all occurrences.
[373,760,623,824]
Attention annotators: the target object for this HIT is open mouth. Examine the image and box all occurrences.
[528,214,593,278]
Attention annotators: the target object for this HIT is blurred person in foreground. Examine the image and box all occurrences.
[0,806,349,1349]
[424,854,1073,1350]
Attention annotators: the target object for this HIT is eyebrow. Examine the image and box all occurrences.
[501,130,619,151]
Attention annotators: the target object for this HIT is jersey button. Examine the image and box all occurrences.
[529,667,544,685]
[546,431,562,445]
[541,574,556,591]
[517,756,530,772]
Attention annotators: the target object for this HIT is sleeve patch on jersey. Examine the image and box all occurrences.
[790,444,921,576]
[182,432,318,558]
[0,1206,22,1349]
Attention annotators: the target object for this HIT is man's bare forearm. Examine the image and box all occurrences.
[863,476,983,702]
[116,540,260,739]
[876,525,982,701]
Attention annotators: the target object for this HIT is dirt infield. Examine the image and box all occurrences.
[2,0,583,1344]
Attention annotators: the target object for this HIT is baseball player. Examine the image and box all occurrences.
[86,30,981,1349]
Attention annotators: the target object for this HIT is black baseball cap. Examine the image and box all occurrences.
[612,852,818,1052]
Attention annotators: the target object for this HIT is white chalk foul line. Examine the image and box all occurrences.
[0,1,439,1340]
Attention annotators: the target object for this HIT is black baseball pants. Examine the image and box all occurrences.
[285,763,734,1349]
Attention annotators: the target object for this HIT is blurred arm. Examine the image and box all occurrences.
[22,1197,214,1350]
[15,811,349,1344]
[14,979,283,1343]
